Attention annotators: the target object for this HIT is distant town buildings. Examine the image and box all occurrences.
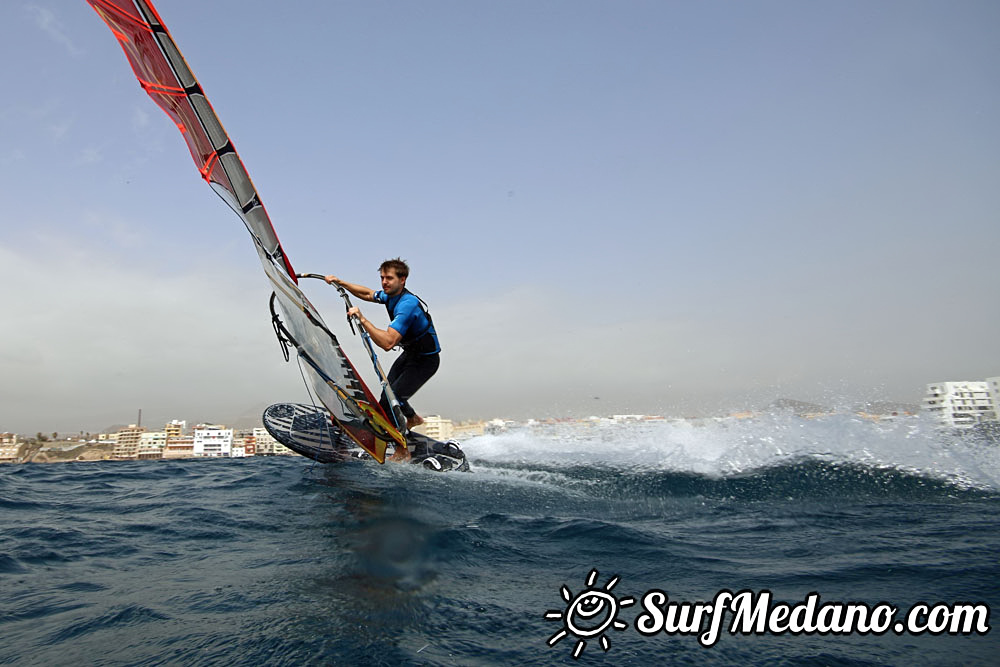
[59,421,301,462]
[923,377,1000,429]
[5,375,1000,465]
[94,421,298,461]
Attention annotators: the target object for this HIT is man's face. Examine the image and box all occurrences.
[380,269,406,296]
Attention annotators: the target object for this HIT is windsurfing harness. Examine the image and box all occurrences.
[375,289,441,355]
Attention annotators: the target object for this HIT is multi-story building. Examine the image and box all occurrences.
[164,420,186,440]
[163,436,195,459]
[253,427,294,455]
[137,431,167,459]
[413,415,454,441]
[988,377,1000,417]
[193,426,233,457]
[923,381,998,429]
[113,425,145,459]
[242,433,257,457]
[0,434,18,463]
[231,436,248,458]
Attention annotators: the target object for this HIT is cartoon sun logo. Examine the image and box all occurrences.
[545,569,635,659]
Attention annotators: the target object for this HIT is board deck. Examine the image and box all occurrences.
[262,403,470,472]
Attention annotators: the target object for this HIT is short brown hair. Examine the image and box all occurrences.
[379,257,409,279]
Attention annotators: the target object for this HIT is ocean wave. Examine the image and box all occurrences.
[470,457,998,502]
[462,413,1000,493]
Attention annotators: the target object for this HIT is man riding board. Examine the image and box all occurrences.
[325,258,440,460]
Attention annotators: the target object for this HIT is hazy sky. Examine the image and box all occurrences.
[2,1,998,434]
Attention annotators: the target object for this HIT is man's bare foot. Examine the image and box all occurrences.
[406,414,424,430]
[389,446,411,463]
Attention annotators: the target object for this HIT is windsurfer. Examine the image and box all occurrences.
[325,259,440,460]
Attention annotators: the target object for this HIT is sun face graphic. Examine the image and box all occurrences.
[545,569,635,659]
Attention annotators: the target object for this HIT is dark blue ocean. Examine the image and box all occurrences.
[2,414,998,665]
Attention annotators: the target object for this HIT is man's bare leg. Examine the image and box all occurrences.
[389,445,411,462]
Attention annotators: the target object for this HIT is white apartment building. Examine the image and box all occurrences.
[988,377,1000,417]
[231,437,247,458]
[136,431,167,459]
[139,430,167,449]
[0,435,18,463]
[923,381,998,429]
[193,426,234,457]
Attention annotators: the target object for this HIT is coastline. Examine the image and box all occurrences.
[9,442,117,464]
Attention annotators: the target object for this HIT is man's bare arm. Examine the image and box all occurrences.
[347,306,402,351]
[324,275,376,302]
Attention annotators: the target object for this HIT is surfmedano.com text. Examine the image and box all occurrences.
[635,589,991,647]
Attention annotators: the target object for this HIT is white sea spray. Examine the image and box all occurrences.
[462,413,1000,491]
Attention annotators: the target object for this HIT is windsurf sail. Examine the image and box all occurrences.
[298,274,407,431]
[87,0,405,462]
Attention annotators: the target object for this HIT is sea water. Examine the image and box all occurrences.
[2,413,998,665]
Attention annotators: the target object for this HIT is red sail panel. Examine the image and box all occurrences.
[86,0,293,279]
